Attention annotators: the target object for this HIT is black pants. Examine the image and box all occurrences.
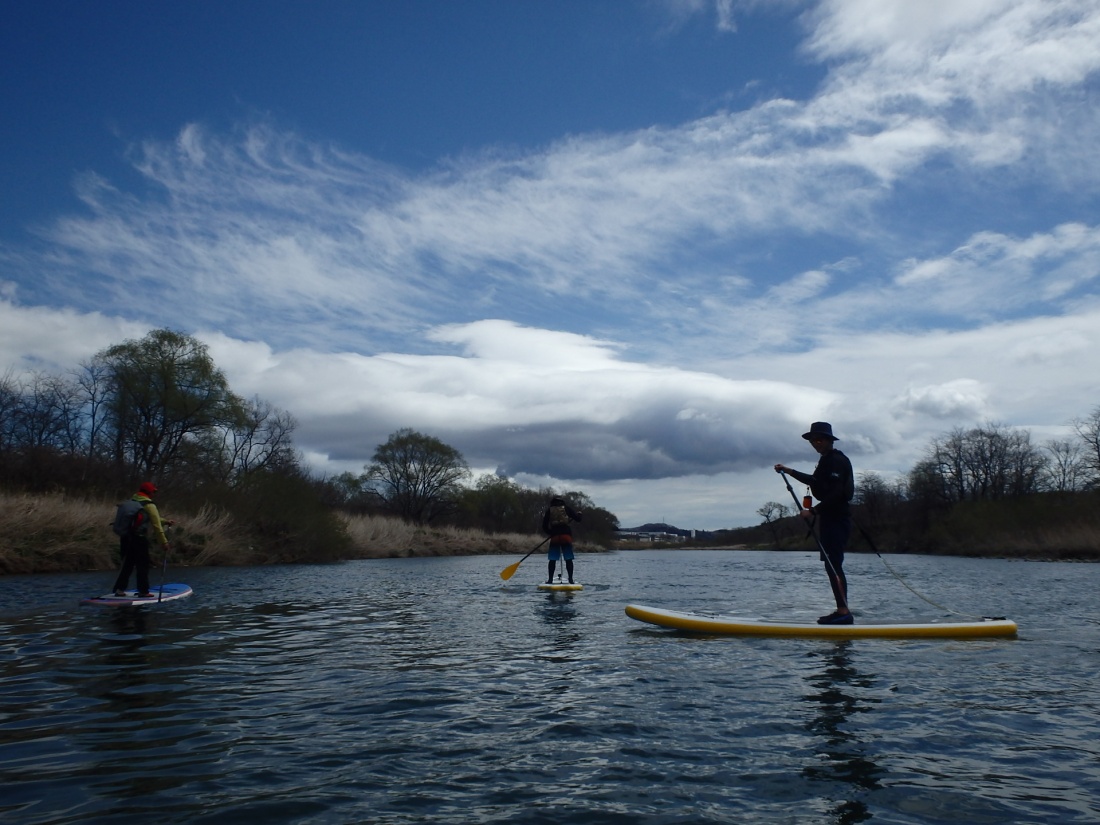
[114,533,151,594]
[818,516,851,610]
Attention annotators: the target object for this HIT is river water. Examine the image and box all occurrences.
[1,549,1098,824]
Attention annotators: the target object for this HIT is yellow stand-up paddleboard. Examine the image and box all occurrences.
[625,604,1017,639]
[539,583,584,592]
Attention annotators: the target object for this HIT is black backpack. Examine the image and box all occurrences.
[548,504,570,531]
[111,500,146,536]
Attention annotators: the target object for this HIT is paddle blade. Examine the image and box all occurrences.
[499,560,522,581]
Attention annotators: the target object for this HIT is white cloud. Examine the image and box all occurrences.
[428,321,621,368]
[0,300,144,374]
[892,379,990,420]
[890,223,1100,320]
[2,0,1100,529]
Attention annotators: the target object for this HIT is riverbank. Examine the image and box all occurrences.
[5,490,1096,576]
[0,491,605,575]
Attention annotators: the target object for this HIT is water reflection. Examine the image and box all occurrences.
[802,641,882,825]
[102,606,150,640]
[538,594,581,652]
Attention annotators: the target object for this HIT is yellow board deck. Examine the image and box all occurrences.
[625,604,1017,639]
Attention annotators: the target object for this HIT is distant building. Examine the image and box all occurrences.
[614,530,683,543]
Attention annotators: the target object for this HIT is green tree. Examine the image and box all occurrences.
[228,467,352,563]
[365,428,470,524]
[317,471,379,512]
[94,329,244,479]
[459,474,533,533]
[553,489,620,546]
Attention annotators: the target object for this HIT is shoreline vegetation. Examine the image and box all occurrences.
[4,331,1098,575]
[0,491,613,576]
[3,490,1098,577]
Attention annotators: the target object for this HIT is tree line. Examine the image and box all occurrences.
[753,416,1100,557]
[315,427,619,545]
[0,329,619,559]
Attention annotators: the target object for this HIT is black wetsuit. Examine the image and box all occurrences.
[787,448,854,609]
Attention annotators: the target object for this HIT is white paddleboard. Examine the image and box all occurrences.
[80,583,193,607]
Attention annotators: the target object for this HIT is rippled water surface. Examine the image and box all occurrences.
[2,550,1099,824]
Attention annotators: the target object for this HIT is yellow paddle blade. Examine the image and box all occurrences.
[499,560,522,580]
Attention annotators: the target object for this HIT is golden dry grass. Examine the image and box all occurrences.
[338,512,597,559]
[0,491,598,574]
[947,522,1100,559]
[0,492,115,574]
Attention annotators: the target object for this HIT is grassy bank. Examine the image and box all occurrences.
[0,491,600,575]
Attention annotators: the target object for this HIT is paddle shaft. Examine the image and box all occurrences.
[778,470,848,608]
[158,524,170,603]
[157,548,168,602]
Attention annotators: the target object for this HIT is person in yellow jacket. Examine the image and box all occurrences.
[113,481,173,597]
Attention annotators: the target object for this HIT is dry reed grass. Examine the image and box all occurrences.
[339,513,573,559]
[0,491,257,574]
[0,491,601,574]
[0,492,117,574]
[955,522,1100,559]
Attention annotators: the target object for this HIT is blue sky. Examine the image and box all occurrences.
[3,0,1100,530]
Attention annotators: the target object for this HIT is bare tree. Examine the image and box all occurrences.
[8,372,86,452]
[854,471,899,527]
[74,360,112,469]
[1042,438,1087,492]
[1072,406,1100,489]
[219,397,298,483]
[0,370,19,452]
[757,500,792,548]
[919,423,1046,503]
[365,428,470,524]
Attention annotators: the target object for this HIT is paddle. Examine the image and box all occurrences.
[157,547,169,602]
[499,537,550,581]
[157,523,172,603]
[777,470,848,609]
[779,473,998,621]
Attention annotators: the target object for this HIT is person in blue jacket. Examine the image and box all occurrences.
[541,496,582,584]
[774,422,855,624]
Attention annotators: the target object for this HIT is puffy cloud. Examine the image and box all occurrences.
[3,0,1100,528]
[893,379,990,420]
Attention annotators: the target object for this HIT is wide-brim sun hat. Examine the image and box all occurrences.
[802,422,838,441]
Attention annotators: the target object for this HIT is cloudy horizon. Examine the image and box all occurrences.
[2,0,1099,530]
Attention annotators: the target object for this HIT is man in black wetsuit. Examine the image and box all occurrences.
[774,422,855,624]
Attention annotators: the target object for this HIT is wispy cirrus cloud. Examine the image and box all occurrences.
[2,0,1100,528]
